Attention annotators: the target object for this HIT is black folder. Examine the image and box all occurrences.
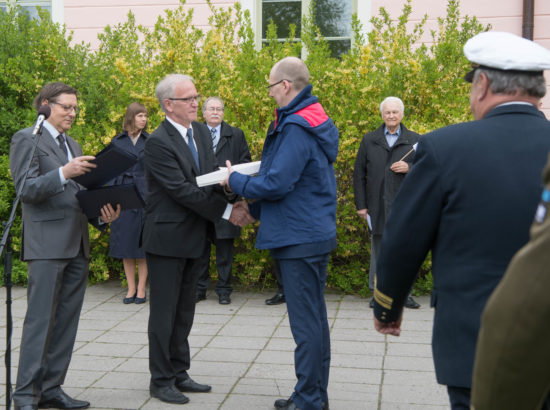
[73,144,137,188]
[76,184,145,219]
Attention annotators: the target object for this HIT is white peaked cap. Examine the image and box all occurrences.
[463,31,550,82]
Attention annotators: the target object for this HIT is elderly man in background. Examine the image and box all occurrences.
[372,32,550,409]
[353,96,421,309]
[195,96,251,305]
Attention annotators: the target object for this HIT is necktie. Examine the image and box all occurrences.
[186,128,200,172]
[57,134,69,161]
[210,127,217,152]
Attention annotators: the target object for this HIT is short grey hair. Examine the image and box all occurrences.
[473,68,547,99]
[202,96,224,112]
[271,57,310,92]
[379,96,405,114]
[155,73,194,112]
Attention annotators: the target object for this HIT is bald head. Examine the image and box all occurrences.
[271,57,310,92]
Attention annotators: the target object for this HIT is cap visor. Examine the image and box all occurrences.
[464,68,475,82]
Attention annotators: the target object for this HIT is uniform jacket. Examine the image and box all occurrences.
[353,123,420,234]
[209,121,251,239]
[10,126,95,260]
[472,153,550,410]
[229,84,339,250]
[373,103,550,388]
[141,119,227,258]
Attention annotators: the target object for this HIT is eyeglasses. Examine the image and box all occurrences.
[206,107,224,112]
[51,101,79,114]
[168,95,201,104]
[267,79,292,89]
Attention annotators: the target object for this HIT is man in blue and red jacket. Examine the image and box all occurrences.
[225,56,338,410]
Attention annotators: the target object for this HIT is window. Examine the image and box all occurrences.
[241,0,370,58]
[0,0,63,24]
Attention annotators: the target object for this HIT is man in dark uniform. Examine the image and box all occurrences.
[372,31,550,409]
[472,154,550,410]
[195,96,251,305]
[353,96,420,309]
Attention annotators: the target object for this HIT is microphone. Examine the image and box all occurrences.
[32,105,51,135]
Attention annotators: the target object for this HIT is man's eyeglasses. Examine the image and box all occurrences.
[206,107,224,112]
[266,79,292,89]
[51,102,79,114]
[169,95,202,104]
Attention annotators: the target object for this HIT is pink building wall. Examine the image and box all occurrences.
[63,0,550,115]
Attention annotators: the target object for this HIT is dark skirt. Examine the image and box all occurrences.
[109,208,145,259]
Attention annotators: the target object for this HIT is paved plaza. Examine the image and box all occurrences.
[1,281,448,409]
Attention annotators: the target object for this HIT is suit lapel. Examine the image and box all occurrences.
[193,123,212,174]
[163,120,199,175]
[40,128,69,165]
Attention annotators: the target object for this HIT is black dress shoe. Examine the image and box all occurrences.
[15,405,38,410]
[38,390,90,409]
[274,397,328,410]
[218,294,231,305]
[150,383,189,404]
[176,376,212,393]
[265,292,285,305]
[369,298,375,308]
[195,292,206,303]
[405,296,420,309]
[123,292,136,304]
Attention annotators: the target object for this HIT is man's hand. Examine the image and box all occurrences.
[100,203,121,224]
[229,201,255,227]
[373,314,402,337]
[390,160,410,174]
[62,155,96,179]
[357,208,368,220]
[221,160,235,192]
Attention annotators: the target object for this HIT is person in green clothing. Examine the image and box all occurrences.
[471,154,550,410]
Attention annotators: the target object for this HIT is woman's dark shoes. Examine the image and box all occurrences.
[123,292,137,304]
[38,389,90,409]
[135,295,146,304]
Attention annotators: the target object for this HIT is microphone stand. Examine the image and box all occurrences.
[1,126,46,410]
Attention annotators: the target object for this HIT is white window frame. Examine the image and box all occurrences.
[242,0,371,52]
[0,0,63,24]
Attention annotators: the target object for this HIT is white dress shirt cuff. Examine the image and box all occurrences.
[58,167,68,185]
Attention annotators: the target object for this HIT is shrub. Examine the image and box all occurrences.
[0,0,486,294]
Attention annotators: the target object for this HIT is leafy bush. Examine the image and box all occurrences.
[0,0,486,294]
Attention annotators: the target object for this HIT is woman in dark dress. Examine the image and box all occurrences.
[109,102,149,304]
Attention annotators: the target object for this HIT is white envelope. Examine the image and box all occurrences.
[196,161,261,187]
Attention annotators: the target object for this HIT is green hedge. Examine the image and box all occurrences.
[0,0,487,295]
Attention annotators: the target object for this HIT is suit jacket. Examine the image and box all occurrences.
[141,119,228,258]
[373,104,550,388]
[210,121,251,239]
[9,126,91,260]
[353,123,420,234]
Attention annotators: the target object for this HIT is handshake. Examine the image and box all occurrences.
[228,201,255,227]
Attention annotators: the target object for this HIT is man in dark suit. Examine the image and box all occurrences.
[142,74,251,405]
[372,31,550,409]
[472,154,550,410]
[195,96,251,305]
[353,96,420,309]
[9,82,120,410]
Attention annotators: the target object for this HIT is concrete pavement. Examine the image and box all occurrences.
[0,281,448,409]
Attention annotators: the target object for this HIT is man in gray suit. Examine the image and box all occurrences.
[9,82,120,410]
